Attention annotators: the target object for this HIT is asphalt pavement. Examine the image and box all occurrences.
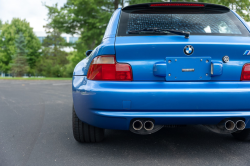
[1,80,250,166]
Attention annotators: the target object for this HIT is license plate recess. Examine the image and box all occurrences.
[166,57,211,81]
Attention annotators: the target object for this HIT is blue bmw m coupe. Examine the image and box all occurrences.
[72,2,250,143]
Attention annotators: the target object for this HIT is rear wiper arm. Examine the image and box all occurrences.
[162,29,190,39]
[128,28,190,39]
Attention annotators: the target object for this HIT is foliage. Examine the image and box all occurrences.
[35,26,69,77]
[35,55,67,77]
[0,18,41,73]
[65,49,86,77]
[45,0,113,50]
[43,25,68,48]
[10,32,29,76]
[0,20,2,29]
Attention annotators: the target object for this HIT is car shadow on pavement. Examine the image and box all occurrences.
[61,125,250,165]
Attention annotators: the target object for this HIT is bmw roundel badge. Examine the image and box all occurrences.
[184,45,194,56]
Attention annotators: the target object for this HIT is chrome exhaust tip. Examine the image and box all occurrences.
[236,120,246,131]
[132,120,143,131]
[144,121,154,131]
[225,120,235,131]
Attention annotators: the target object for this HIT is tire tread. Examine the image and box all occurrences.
[72,105,104,143]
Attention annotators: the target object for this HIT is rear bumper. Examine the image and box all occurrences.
[72,76,250,130]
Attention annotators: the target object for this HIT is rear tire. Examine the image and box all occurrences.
[72,105,104,143]
[232,129,250,141]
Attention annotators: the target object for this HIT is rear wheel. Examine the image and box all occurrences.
[232,129,250,141]
[72,105,104,143]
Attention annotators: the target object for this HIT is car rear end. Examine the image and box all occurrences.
[72,2,250,142]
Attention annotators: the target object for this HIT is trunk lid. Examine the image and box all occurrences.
[115,35,250,81]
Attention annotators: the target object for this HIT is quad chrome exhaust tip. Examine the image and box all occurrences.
[205,119,246,134]
[132,120,143,131]
[225,120,235,131]
[130,119,163,135]
[236,120,246,131]
[132,120,155,131]
[144,121,154,131]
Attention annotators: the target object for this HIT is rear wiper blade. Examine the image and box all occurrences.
[127,29,168,34]
[128,28,190,39]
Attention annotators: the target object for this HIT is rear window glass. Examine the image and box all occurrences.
[117,9,249,36]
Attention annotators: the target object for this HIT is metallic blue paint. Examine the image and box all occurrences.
[123,101,131,110]
[103,9,121,40]
[115,36,250,81]
[212,61,223,76]
[153,62,166,77]
[165,57,211,81]
[72,9,250,131]
[153,60,223,79]
[73,76,250,130]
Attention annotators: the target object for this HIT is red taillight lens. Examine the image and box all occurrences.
[87,56,133,81]
[241,64,250,81]
[150,3,205,7]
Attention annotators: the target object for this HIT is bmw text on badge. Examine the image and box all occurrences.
[72,2,250,143]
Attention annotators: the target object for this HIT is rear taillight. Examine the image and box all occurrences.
[87,55,133,81]
[150,3,205,7]
[241,64,250,81]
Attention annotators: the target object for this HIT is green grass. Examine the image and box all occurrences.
[0,77,72,80]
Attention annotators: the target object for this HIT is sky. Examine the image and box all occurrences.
[0,0,67,32]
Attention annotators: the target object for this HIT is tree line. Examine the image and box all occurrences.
[0,0,250,77]
[0,19,71,77]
